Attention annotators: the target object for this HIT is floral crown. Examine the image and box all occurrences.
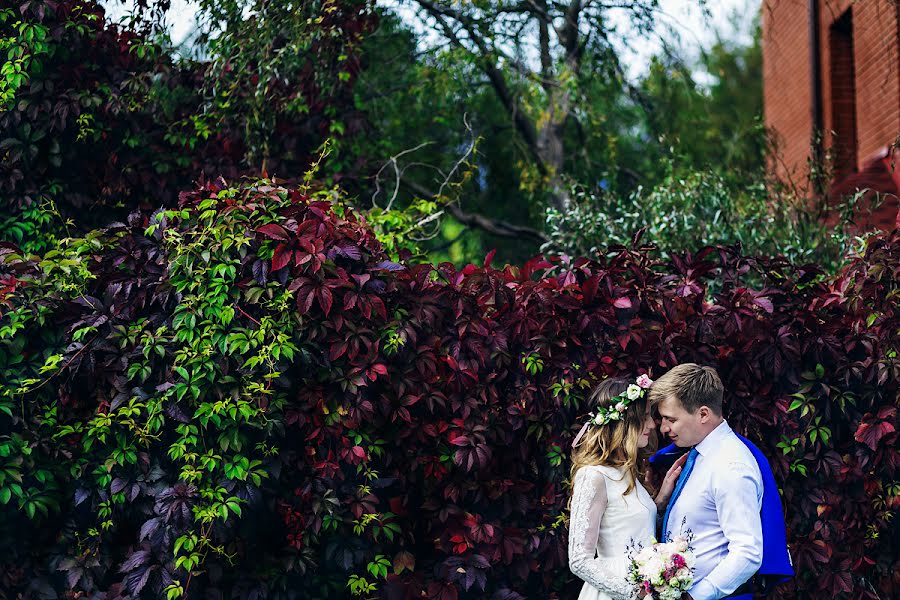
[572,374,654,448]
[588,374,653,425]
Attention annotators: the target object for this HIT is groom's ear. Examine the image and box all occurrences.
[698,406,711,423]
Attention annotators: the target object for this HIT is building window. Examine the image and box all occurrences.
[829,8,857,178]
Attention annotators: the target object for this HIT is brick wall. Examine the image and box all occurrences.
[763,0,814,185]
[851,0,900,162]
[763,0,899,184]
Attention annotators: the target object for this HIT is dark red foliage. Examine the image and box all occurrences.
[0,181,896,598]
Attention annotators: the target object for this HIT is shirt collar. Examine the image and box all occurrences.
[694,419,731,456]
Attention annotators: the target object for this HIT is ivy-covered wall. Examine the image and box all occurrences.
[0,179,896,598]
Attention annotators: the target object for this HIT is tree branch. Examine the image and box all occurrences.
[415,0,548,176]
[400,177,549,244]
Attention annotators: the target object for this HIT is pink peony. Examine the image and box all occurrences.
[636,374,653,389]
[671,554,687,570]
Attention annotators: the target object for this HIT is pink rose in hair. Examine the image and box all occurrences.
[636,374,653,389]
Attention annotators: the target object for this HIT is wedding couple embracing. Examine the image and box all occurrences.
[567,363,794,600]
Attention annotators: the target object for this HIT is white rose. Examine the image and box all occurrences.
[626,384,641,400]
[644,556,663,575]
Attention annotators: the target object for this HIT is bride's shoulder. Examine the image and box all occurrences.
[575,464,625,481]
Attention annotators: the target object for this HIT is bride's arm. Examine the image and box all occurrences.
[568,468,640,600]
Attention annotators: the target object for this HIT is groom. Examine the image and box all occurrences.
[648,364,762,600]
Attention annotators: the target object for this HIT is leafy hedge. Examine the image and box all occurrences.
[0,0,373,253]
[543,164,867,277]
[0,179,896,598]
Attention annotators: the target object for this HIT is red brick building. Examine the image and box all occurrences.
[762,0,900,229]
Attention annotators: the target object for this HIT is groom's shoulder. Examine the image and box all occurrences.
[707,430,760,473]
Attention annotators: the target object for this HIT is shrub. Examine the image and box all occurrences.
[543,165,870,277]
[0,178,896,598]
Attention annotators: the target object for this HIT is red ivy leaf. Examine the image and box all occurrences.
[272,244,292,271]
[483,249,496,269]
[257,223,290,241]
[427,581,458,600]
[393,550,415,574]
[582,275,599,303]
[317,286,333,316]
[854,408,896,451]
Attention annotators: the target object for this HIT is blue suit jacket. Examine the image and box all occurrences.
[650,435,794,592]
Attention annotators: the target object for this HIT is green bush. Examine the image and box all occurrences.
[543,164,868,275]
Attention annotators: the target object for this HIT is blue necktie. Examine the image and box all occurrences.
[662,447,699,539]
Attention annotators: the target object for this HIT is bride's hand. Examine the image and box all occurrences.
[654,452,688,508]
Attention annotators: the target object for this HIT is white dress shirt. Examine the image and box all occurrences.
[665,420,763,600]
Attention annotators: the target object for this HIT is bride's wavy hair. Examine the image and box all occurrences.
[568,377,655,498]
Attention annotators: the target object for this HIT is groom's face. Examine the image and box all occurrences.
[656,395,705,447]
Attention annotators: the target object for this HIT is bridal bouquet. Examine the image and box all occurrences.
[626,536,695,600]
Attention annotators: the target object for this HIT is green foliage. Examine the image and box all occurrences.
[191,0,375,173]
[0,7,53,108]
[345,6,778,266]
[641,18,766,177]
[543,163,870,275]
[0,179,342,594]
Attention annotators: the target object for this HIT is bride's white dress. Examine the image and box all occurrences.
[568,465,658,600]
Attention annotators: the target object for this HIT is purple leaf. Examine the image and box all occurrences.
[119,550,150,573]
[374,260,404,271]
[139,518,161,541]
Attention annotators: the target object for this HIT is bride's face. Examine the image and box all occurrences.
[637,405,656,448]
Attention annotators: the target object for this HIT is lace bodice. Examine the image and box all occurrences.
[568,465,658,600]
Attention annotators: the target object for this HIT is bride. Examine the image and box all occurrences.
[568,375,688,600]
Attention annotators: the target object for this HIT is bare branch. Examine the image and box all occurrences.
[402,177,549,244]
[372,141,435,211]
[437,114,479,199]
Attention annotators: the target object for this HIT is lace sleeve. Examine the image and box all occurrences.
[568,467,638,600]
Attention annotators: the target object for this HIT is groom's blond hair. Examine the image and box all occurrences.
[649,363,724,415]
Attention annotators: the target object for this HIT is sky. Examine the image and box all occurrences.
[101,0,761,80]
